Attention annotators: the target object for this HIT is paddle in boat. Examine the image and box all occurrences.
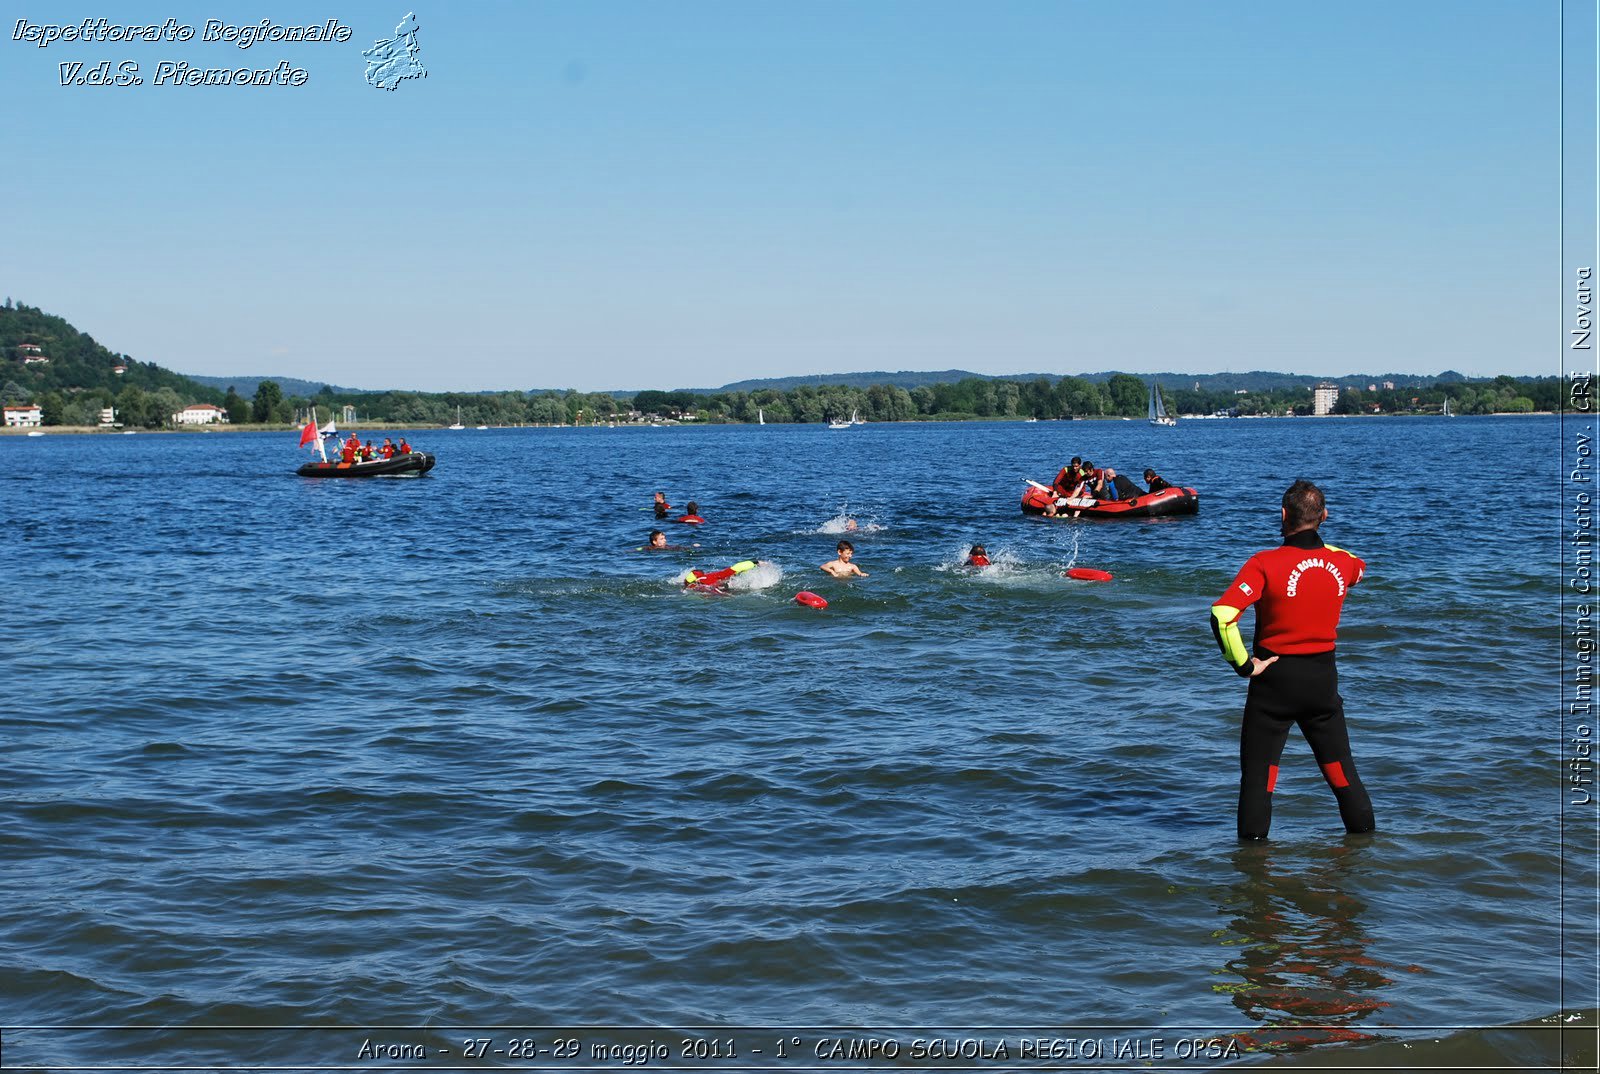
[1021,479,1197,519]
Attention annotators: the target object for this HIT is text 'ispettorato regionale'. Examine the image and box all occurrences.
[13,18,354,87]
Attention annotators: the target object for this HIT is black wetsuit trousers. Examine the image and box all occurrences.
[1238,651,1375,840]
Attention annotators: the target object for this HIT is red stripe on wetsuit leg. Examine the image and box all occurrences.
[1321,761,1350,788]
[1267,765,1279,793]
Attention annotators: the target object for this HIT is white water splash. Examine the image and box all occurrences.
[1055,526,1083,572]
[727,560,784,591]
[813,502,886,535]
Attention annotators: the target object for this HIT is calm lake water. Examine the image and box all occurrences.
[2,416,1588,1069]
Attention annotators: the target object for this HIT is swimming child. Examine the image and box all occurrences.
[653,492,671,519]
[678,501,706,524]
[966,544,991,567]
[640,529,693,551]
[820,539,869,578]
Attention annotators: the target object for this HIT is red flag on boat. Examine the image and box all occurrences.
[298,420,317,447]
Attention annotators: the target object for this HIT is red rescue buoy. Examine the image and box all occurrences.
[1065,567,1113,582]
[794,591,828,609]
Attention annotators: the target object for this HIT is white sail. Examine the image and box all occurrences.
[1148,381,1176,426]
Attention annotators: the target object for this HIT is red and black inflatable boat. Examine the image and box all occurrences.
[1021,483,1198,519]
[296,452,436,478]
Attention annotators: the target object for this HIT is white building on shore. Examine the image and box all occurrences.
[1312,383,1339,416]
[4,404,43,427]
[174,404,228,426]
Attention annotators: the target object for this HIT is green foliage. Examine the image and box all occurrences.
[252,380,285,423]
[118,385,150,427]
[1105,373,1148,415]
[148,388,184,428]
[223,387,250,425]
[37,392,64,425]
[249,382,294,425]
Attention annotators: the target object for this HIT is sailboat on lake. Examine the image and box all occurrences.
[1148,381,1177,427]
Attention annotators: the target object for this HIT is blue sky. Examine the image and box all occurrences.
[5,2,1558,391]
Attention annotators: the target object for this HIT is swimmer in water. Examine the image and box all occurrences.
[640,529,694,551]
[966,544,991,567]
[820,539,869,578]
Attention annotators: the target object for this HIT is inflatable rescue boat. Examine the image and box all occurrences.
[1021,483,1198,519]
[296,452,436,478]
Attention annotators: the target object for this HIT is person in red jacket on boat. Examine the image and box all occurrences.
[397,438,412,455]
[1051,457,1086,497]
[1043,458,1091,517]
[1210,480,1376,841]
[379,438,396,460]
[340,437,359,464]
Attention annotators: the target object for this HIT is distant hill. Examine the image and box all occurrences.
[702,368,1482,395]
[0,301,219,402]
[186,374,377,398]
[708,369,1051,393]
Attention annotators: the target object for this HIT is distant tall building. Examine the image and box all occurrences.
[1313,383,1339,416]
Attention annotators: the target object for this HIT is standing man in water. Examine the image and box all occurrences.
[1210,480,1376,840]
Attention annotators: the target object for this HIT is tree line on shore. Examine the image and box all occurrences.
[10,372,1558,430]
[1,299,1564,428]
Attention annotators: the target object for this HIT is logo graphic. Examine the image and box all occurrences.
[363,12,425,90]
